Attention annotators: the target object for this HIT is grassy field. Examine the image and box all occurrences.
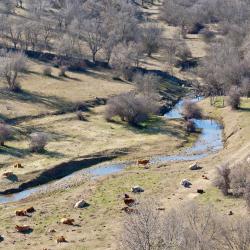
[0,2,250,250]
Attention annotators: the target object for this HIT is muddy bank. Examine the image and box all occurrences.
[0,149,127,195]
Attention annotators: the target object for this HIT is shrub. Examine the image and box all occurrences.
[228,87,241,109]
[245,183,250,211]
[230,162,249,197]
[186,119,196,133]
[214,163,231,195]
[76,111,85,121]
[0,123,12,146]
[121,201,226,250]
[105,92,159,126]
[133,72,160,96]
[0,50,29,92]
[182,100,202,120]
[200,28,215,43]
[29,132,48,153]
[43,67,52,76]
[58,66,67,77]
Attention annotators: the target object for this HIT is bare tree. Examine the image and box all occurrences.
[141,23,163,57]
[29,132,48,153]
[214,163,231,195]
[0,123,12,146]
[0,50,29,92]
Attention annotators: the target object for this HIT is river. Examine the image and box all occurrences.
[0,98,223,204]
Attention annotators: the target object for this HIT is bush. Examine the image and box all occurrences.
[182,100,202,120]
[29,132,48,153]
[228,87,241,109]
[230,162,249,197]
[200,28,215,43]
[0,123,12,146]
[105,92,159,126]
[58,66,67,77]
[214,164,231,195]
[43,67,52,76]
[76,111,85,121]
[186,119,196,133]
[121,201,244,250]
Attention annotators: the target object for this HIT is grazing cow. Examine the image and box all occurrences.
[14,163,23,168]
[197,189,205,194]
[60,218,75,225]
[16,210,27,216]
[2,172,14,178]
[202,175,209,180]
[123,194,136,207]
[26,207,35,213]
[15,225,32,233]
[56,236,67,243]
[137,160,150,165]
[228,211,233,216]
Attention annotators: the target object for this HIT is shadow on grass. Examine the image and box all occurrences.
[0,145,30,158]
[108,116,186,140]
[0,88,74,111]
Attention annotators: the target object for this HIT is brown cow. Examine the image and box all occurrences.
[137,160,150,165]
[123,194,136,207]
[16,210,27,216]
[60,218,75,225]
[56,236,67,243]
[14,163,23,168]
[15,225,32,233]
[26,207,35,213]
[2,172,14,178]
[202,175,209,180]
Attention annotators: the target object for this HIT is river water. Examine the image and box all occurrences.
[0,98,223,204]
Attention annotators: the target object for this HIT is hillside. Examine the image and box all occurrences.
[0,1,250,250]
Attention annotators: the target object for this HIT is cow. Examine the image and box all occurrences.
[197,189,205,194]
[15,225,32,233]
[2,172,14,178]
[16,210,27,216]
[56,236,67,243]
[26,207,35,213]
[137,160,150,165]
[60,218,75,225]
[14,163,23,168]
[123,194,136,207]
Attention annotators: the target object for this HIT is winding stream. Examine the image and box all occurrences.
[0,98,223,204]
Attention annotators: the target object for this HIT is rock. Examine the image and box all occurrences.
[74,199,87,209]
[247,157,250,164]
[131,186,144,193]
[48,229,56,233]
[180,179,192,188]
[189,162,201,170]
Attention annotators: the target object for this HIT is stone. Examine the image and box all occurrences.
[74,199,87,209]
[189,162,201,170]
[131,186,144,193]
[180,179,192,188]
